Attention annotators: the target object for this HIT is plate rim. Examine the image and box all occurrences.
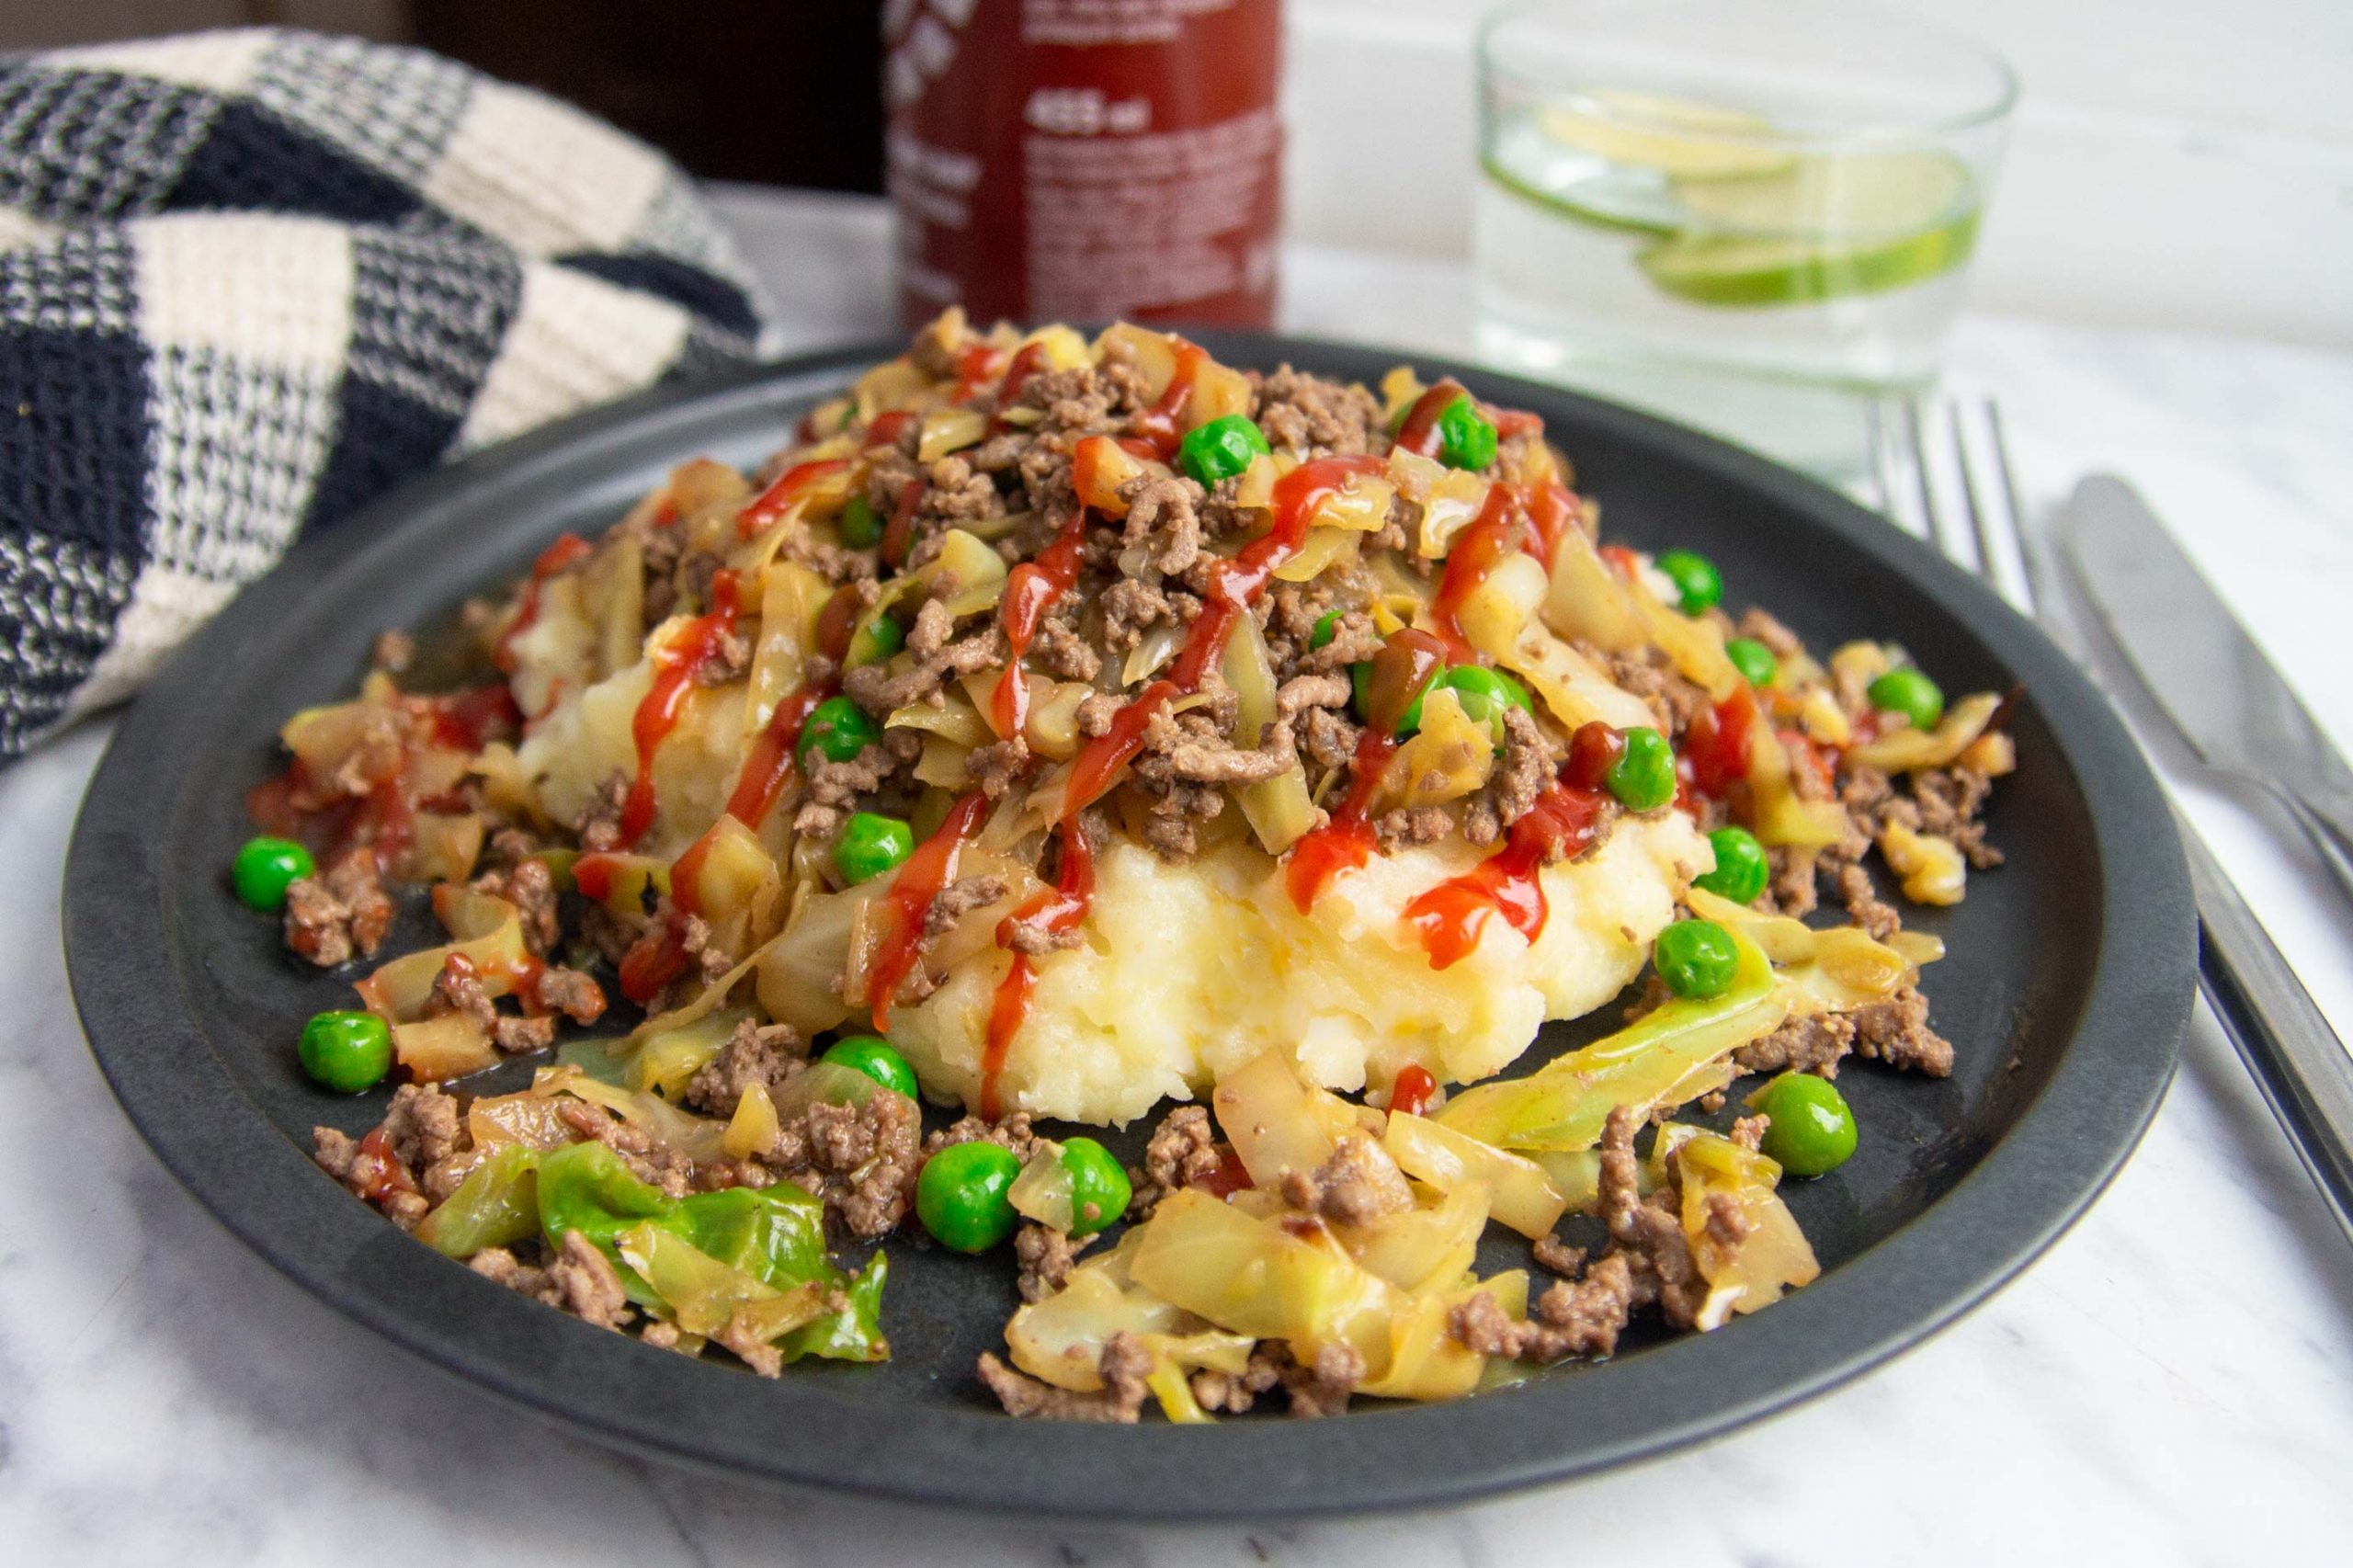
[63,335,2194,1521]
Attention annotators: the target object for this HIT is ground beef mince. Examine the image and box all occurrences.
[470,856,559,953]
[282,848,393,967]
[1253,366,1383,457]
[1279,1132,1415,1224]
[259,318,2008,1422]
[922,874,1009,945]
[1849,985,1956,1077]
[532,965,608,1025]
[1735,1011,1858,1078]
[1461,705,1553,846]
[472,1234,630,1332]
[924,1111,1043,1166]
[791,735,912,839]
[979,1332,1154,1422]
[765,1091,923,1237]
[1590,643,1711,741]
[1596,1105,1708,1329]
[1764,846,1823,917]
[1120,472,1208,577]
[1269,1339,1366,1418]
[1189,1349,1287,1415]
[543,1230,631,1330]
[838,622,1006,716]
[684,1017,808,1118]
[573,771,630,852]
[1130,1104,1224,1220]
[1013,1222,1095,1304]
[1913,764,2004,868]
[559,1099,695,1198]
[1452,1251,1638,1363]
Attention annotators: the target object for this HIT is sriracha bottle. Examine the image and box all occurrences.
[882,0,1283,328]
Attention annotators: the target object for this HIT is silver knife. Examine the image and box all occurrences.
[2053,478,2353,1241]
[2063,474,2353,904]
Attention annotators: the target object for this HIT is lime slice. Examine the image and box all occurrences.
[1536,93,1795,180]
[1480,152,1683,238]
[1673,149,1974,238]
[1636,209,1981,308]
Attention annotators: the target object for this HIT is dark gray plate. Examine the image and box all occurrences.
[63,336,2193,1520]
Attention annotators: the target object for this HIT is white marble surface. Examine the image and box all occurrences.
[6,190,2352,1564]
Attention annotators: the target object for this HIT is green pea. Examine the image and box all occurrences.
[1757,1073,1859,1177]
[1654,550,1722,614]
[917,1140,1022,1253]
[1436,394,1498,471]
[847,612,903,668]
[798,696,881,766]
[1438,665,1533,726]
[299,1010,392,1094]
[1724,636,1778,688]
[1867,666,1944,731]
[1177,414,1270,488]
[233,835,314,912]
[1350,660,1427,737]
[837,493,883,549]
[1694,826,1770,904]
[834,812,915,885]
[1605,726,1676,811]
[1311,608,1343,650]
[1654,917,1738,999]
[820,1034,919,1099]
[1060,1137,1132,1236]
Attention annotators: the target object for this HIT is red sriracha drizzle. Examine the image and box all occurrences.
[879,476,926,567]
[977,453,1385,1116]
[950,343,1008,404]
[863,409,916,450]
[614,671,841,1008]
[1524,482,1580,571]
[616,569,745,850]
[1686,686,1759,797]
[736,459,848,540]
[994,340,1051,413]
[1401,779,1608,971]
[1391,378,1469,459]
[980,824,1096,1119]
[1283,620,1448,915]
[1428,483,1526,662]
[1131,339,1208,460]
[421,686,522,752]
[1396,719,1619,972]
[494,533,593,674]
[1389,1063,1438,1119]
[865,791,993,1031]
[1283,722,1398,915]
[991,503,1092,738]
[724,676,840,836]
[349,1127,419,1203]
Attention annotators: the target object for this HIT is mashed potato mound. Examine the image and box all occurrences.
[890,812,1711,1127]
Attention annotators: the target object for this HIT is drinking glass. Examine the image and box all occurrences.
[1474,0,2015,466]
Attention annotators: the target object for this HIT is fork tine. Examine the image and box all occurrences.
[1873,396,1927,539]
[1949,401,2001,584]
[1902,398,1956,558]
[1864,398,1900,519]
[1984,401,2043,618]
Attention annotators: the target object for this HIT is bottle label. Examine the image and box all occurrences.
[886,0,1283,327]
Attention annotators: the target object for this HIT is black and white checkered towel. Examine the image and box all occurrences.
[0,28,780,756]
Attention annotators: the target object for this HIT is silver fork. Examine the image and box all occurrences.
[1880,393,2353,1244]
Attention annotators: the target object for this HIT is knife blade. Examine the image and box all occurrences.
[2036,479,2353,1243]
[2059,474,2353,903]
